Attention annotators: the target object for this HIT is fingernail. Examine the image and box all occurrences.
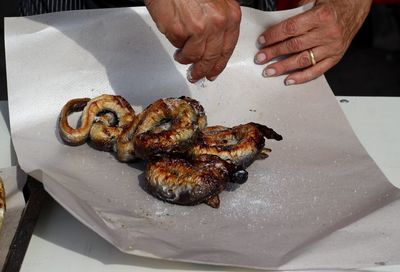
[254,53,266,64]
[285,79,296,86]
[209,76,218,81]
[173,49,181,61]
[263,68,276,77]
[188,76,198,83]
[186,66,196,83]
[258,36,266,46]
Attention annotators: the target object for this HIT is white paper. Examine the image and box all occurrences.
[4,6,400,270]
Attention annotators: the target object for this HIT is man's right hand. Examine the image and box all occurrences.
[145,0,241,83]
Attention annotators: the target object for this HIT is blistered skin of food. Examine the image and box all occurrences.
[179,96,207,129]
[90,112,123,151]
[115,114,141,162]
[188,123,283,168]
[134,97,206,159]
[59,94,282,208]
[59,95,135,147]
[145,155,248,208]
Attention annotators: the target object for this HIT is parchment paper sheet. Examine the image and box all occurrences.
[5,6,400,270]
[0,167,27,269]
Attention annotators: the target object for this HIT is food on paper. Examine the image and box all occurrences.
[133,97,206,159]
[188,123,282,168]
[146,154,248,208]
[59,94,136,148]
[58,94,282,208]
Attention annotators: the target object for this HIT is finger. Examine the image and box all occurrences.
[284,58,339,85]
[255,30,325,64]
[174,35,206,65]
[206,1,241,80]
[206,27,240,81]
[258,8,320,47]
[189,33,225,82]
[262,46,328,77]
[164,24,188,49]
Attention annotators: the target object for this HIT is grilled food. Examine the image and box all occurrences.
[59,94,282,208]
[133,97,206,159]
[59,94,136,147]
[145,155,247,208]
[189,123,283,167]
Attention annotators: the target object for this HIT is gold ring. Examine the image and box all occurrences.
[308,49,317,66]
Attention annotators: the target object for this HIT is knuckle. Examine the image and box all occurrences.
[282,18,298,36]
[209,7,229,27]
[301,69,316,82]
[277,62,288,73]
[168,23,186,40]
[221,47,235,58]
[314,65,324,76]
[264,27,280,44]
[191,21,206,35]
[212,13,227,28]
[306,72,315,81]
[315,4,336,23]
[298,52,311,67]
[264,31,275,44]
[191,66,205,80]
[212,62,227,75]
[269,46,281,58]
[203,53,220,63]
[326,23,342,39]
[229,0,241,10]
[286,38,302,52]
[182,53,201,63]
[229,6,242,24]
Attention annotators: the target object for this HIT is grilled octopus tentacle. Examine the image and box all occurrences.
[59,95,136,147]
[145,154,248,208]
[188,123,283,168]
[134,97,206,159]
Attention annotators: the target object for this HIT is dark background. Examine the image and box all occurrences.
[1,2,399,101]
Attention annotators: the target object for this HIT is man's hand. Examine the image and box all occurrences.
[145,0,241,83]
[255,0,372,85]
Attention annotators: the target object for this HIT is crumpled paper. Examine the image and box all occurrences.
[4,5,400,270]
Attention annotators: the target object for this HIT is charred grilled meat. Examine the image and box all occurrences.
[188,123,282,168]
[145,155,248,208]
[59,94,136,148]
[133,97,206,159]
[59,94,282,208]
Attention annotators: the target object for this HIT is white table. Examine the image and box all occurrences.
[1,97,400,272]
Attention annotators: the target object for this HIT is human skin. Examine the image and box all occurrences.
[254,0,373,85]
[144,0,241,83]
